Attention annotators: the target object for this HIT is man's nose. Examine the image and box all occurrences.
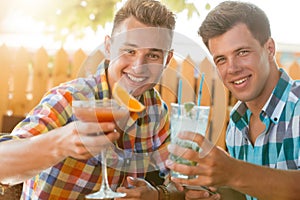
[131,55,147,73]
[227,58,242,74]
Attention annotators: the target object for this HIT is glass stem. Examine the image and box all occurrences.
[99,147,112,193]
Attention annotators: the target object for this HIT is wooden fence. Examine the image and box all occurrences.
[1,44,300,149]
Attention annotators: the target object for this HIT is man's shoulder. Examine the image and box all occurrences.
[47,76,99,100]
[290,80,300,99]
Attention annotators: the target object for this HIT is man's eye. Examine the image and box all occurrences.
[238,50,248,56]
[124,49,135,55]
[147,53,161,60]
[215,57,225,65]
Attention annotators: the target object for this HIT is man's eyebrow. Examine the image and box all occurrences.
[122,42,138,48]
[234,46,248,53]
[122,43,164,52]
[213,54,223,61]
[149,48,163,52]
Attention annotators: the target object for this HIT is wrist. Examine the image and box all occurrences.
[0,182,10,195]
[227,158,246,190]
[155,185,170,200]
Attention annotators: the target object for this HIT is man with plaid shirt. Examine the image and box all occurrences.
[167,1,300,200]
[0,0,184,199]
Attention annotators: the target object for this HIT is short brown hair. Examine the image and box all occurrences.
[199,1,271,49]
[112,0,176,34]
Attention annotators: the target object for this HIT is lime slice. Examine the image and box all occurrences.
[184,102,195,113]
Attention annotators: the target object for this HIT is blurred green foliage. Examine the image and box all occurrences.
[0,0,210,39]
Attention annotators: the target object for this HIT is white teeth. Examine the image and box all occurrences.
[127,74,146,82]
[234,77,248,85]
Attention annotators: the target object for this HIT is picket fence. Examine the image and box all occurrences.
[1,44,300,149]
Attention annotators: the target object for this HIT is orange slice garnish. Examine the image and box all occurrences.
[112,83,146,112]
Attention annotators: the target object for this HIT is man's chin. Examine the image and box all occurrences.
[131,85,153,97]
[131,89,146,97]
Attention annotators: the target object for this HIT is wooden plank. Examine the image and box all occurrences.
[198,58,213,106]
[180,56,196,103]
[275,52,287,70]
[11,47,30,116]
[160,57,178,110]
[51,48,70,87]
[31,47,49,108]
[288,61,300,80]
[71,48,87,79]
[76,50,104,77]
[0,45,13,131]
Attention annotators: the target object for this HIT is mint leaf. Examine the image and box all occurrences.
[184,102,195,113]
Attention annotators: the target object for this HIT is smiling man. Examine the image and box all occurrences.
[0,0,184,200]
[166,1,300,200]
[106,26,173,97]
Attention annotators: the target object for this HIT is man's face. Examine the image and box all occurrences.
[105,16,173,97]
[208,23,277,106]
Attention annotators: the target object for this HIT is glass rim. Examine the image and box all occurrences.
[170,102,210,110]
[72,99,124,109]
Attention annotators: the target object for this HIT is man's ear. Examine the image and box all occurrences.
[265,37,276,56]
[104,35,111,58]
[164,49,174,67]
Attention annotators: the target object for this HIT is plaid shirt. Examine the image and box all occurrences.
[226,69,300,200]
[2,61,170,200]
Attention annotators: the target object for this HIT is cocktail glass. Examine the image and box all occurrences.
[72,99,128,199]
[170,102,210,179]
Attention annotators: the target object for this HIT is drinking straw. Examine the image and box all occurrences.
[197,73,205,106]
[177,79,182,115]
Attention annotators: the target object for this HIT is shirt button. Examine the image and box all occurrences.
[125,158,130,165]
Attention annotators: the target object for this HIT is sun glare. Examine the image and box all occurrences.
[0,11,60,50]
[2,11,44,34]
[1,0,300,53]
[0,0,111,52]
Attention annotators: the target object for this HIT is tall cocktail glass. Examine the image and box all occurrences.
[170,102,210,179]
[72,99,128,199]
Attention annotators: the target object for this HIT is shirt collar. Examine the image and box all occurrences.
[262,69,292,124]
[230,69,293,125]
[95,60,110,99]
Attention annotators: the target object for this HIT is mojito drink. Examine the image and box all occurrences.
[170,102,210,179]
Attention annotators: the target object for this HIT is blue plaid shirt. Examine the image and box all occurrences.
[226,69,300,200]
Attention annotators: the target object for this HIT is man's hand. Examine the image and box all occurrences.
[184,188,220,200]
[57,121,120,160]
[166,131,234,188]
[173,182,220,200]
[116,176,158,200]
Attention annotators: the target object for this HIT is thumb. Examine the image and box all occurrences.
[127,176,147,187]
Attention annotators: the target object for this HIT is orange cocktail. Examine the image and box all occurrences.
[72,99,128,199]
[72,99,128,123]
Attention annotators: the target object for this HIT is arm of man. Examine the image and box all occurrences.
[229,159,300,200]
[0,121,119,186]
[167,132,300,200]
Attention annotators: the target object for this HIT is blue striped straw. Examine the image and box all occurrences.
[197,73,205,106]
[177,79,182,115]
